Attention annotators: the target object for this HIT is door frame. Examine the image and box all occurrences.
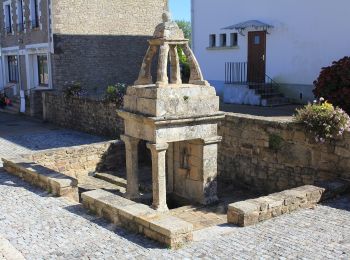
[247,31,266,83]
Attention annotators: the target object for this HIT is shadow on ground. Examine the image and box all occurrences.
[220,103,302,117]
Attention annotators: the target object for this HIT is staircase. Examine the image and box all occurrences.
[248,82,290,107]
[224,62,290,107]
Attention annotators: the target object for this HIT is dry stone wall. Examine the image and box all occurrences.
[218,113,350,193]
[43,92,124,138]
[25,141,125,179]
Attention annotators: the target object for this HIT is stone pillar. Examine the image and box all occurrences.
[201,136,222,204]
[147,142,169,212]
[182,43,208,86]
[121,135,140,199]
[169,45,182,84]
[166,143,174,193]
[134,45,157,85]
[156,43,170,87]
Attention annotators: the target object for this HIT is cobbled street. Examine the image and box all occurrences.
[1,113,350,259]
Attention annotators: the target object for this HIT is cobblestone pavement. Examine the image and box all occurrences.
[0,113,105,166]
[0,169,349,259]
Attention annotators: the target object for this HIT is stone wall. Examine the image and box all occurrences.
[43,92,124,138]
[25,141,125,179]
[51,0,166,91]
[218,113,350,193]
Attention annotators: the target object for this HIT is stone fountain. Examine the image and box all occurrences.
[118,12,224,212]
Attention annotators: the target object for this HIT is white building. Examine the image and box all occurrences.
[191,0,350,105]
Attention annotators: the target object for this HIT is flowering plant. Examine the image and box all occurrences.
[294,98,350,143]
[0,93,11,108]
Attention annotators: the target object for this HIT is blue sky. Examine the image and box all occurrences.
[169,0,191,21]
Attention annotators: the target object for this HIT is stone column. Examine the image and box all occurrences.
[182,43,208,86]
[121,135,140,199]
[147,142,169,212]
[134,45,157,85]
[166,143,174,193]
[201,136,222,204]
[169,45,182,84]
[156,43,170,87]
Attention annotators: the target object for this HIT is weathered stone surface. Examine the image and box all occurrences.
[219,113,350,193]
[81,189,193,248]
[2,157,79,202]
[227,185,330,227]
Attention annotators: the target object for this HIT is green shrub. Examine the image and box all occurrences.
[62,81,86,98]
[313,56,350,114]
[105,83,126,106]
[269,134,283,152]
[294,98,350,143]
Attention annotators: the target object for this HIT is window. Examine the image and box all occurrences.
[220,34,227,47]
[230,33,238,46]
[37,55,49,86]
[30,0,39,28]
[17,0,24,32]
[8,56,19,83]
[4,4,12,33]
[254,35,260,45]
[209,34,216,48]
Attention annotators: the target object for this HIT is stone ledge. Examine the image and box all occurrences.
[81,189,193,248]
[228,184,332,227]
[1,157,79,202]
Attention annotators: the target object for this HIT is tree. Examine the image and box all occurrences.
[175,20,192,46]
[174,20,191,83]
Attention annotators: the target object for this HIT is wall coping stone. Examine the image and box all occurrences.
[1,157,79,201]
[81,189,193,248]
[227,182,349,227]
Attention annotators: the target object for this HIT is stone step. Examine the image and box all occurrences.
[78,176,126,197]
[94,172,127,188]
[94,170,153,193]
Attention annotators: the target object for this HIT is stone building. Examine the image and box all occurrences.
[0,0,166,115]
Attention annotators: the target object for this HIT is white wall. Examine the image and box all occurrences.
[192,0,350,102]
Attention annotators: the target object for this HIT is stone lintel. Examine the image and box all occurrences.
[118,109,225,126]
[148,39,189,46]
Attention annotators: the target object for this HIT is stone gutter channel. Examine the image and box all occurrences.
[1,153,349,248]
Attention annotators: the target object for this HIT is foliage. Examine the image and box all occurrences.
[313,56,350,114]
[269,134,283,152]
[104,83,127,106]
[62,81,86,99]
[294,98,350,143]
[175,20,192,45]
[175,20,192,83]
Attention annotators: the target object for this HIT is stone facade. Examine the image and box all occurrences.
[51,0,167,91]
[42,92,124,138]
[0,0,166,115]
[219,113,350,193]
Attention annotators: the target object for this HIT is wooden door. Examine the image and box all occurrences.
[248,31,266,83]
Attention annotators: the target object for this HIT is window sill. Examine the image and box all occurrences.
[206,46,239,50]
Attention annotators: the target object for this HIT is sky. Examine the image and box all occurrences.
[169,0,191,21]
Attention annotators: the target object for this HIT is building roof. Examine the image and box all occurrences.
[222,20,273,31]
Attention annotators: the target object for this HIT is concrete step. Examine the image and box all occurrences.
[261,97,290,107]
